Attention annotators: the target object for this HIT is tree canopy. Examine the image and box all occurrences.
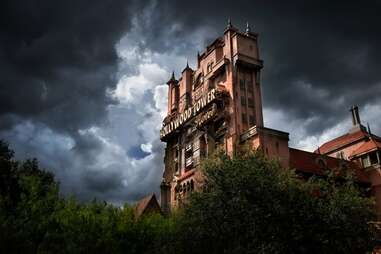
[177,151,378,254]
[0,140,378,253]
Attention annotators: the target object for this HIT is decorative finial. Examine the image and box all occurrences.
[171,71,175,79]
[186,60,189,69]
[246,22,251,34]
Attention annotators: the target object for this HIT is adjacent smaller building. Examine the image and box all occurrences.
[315,105,381,212]
[134,193,161,218]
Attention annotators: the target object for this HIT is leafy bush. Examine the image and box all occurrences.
[0,141,377,253]
[177,151,377,254]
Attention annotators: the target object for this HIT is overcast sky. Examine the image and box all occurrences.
[0,0,380,204]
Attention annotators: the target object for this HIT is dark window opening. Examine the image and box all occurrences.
[175,162,179,173]
[370,152,379,165]
[248,98,254,108]
[249,115,255,126]
[242,113,247,124]
[241,96,246,106]
[240,79,245,90]
[247,82,253,93]
[362,156,370,167]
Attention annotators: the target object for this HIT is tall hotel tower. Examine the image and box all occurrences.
[158,21,381,216]
[159,22,290,213]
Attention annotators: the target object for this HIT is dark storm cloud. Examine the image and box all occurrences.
[0,0,134,133]
[82,169,124,194]
[154,0,381,135]
[0,0,142,202]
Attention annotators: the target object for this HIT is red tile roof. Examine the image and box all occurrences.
[350,138,381,158]
[316,129,369,154]
[134,193,161,218]
[290,148,369,183]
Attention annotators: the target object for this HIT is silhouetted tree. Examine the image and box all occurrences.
[178,151,377,254]
[0,140,377,253]
[0,141,59,253]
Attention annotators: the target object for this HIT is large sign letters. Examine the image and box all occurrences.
[160,89,216,139]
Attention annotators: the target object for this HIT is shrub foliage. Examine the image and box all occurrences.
[0,141,377,253]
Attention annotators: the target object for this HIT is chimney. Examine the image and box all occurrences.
[349,105,366,133]
[197,51,200,68]
[350,105,361,126]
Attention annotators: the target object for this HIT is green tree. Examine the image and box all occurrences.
[0,140,174,254]
[178,151,377,254]
[0,141,60,253]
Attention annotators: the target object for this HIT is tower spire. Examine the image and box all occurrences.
[167,71,177,85]
[182,60,192,73]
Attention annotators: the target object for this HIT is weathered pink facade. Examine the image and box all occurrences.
[159,22,380,215]
[160,22,290,213]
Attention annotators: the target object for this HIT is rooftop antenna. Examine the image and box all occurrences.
[227,18,232,29]
[367,122,372,136]
[246,21,251,34]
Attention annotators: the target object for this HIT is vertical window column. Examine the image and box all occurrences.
[185,142,193,170]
